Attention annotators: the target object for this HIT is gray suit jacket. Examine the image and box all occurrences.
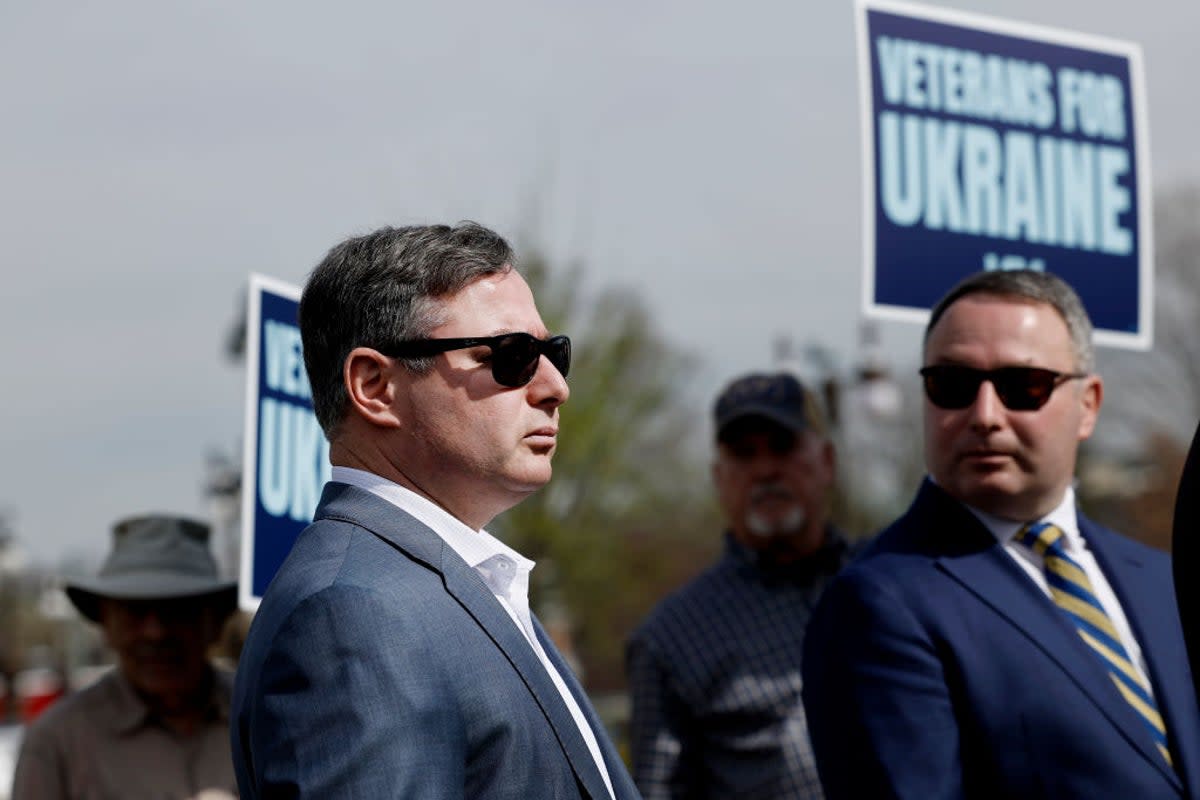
[231,481,640,799]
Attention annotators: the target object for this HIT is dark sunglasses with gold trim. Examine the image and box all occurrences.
[381,333,571,388]
[919,365,1087,411]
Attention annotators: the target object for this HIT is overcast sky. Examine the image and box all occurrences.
[2,0,1197,567]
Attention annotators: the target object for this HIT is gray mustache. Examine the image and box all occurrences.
[749,484,797,502]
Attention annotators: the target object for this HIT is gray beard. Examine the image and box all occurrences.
[745,505,807,539]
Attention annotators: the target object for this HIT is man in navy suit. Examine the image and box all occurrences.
[802,269,1200,799]
[231,222,639,799]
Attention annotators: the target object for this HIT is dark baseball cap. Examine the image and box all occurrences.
[714,372,827,441]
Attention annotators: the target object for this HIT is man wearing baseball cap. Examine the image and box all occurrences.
[12,514,239,799]
[625,372,855,799]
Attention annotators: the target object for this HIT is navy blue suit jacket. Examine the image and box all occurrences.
[1175,420,1200,703]
[231,482,640,799]
[802,480,1200,799]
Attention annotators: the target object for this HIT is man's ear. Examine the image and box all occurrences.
[343,347,404,429]
[1076,373,1104,441]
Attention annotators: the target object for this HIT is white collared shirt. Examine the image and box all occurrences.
[330,467,615,800]
[965,486,1157,696]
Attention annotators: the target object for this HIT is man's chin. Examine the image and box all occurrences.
[953,479,1036,519]
[745,526,805,540]
[127,666,202,697]
[503,463,554,495]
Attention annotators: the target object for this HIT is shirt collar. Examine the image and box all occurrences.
[106,669,148,734]
[966,485,1081,551]
[105,666,230,736]
[725,525,849,582]
[330,467,533,573]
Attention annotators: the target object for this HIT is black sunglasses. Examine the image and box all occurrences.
[919,365,1088,411]
[381,333,571,388]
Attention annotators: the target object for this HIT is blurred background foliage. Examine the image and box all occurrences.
[492,250,722,689]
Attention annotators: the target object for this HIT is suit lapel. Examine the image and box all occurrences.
[440,544,613,800]
[532,619,639,800]
[1087,520,1200,793]
[938,545,1176,782]
[911,484,1178,786]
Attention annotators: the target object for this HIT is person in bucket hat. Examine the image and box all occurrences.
[12,514,240,799]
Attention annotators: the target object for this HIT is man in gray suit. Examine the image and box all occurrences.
[231,222,639,799]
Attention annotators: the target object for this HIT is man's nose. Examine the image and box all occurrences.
[746,451,785,479]
[967,378,1005,429]
[135,609,170,638]
[528,354,569,407]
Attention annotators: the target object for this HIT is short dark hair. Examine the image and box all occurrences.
[299,222,514,437]
[924,270,1095,372]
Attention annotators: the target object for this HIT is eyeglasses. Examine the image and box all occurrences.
[919,365,1088,411]
[380,333,571,388]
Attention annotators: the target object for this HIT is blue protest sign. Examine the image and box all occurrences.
[856,0,1153,348]
[239,274,330,610]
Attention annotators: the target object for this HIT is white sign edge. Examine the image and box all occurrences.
[870,303,1151,351]
[855,0,1154,351]
[238,273,304,613]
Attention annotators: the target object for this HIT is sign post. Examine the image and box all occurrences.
[856,0,1153,348]
[239,274,330,611]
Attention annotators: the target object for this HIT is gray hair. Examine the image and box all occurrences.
[924,270,1095,372]
[299,222,514,437]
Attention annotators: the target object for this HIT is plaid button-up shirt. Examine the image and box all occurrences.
[626,529,854,800]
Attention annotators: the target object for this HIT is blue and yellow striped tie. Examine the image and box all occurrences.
[1017,521,1172,766]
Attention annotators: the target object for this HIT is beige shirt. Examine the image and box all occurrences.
[11,667,238,800]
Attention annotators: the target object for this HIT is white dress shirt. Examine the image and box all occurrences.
[330,467,616,799]
[965,486,1157,696]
